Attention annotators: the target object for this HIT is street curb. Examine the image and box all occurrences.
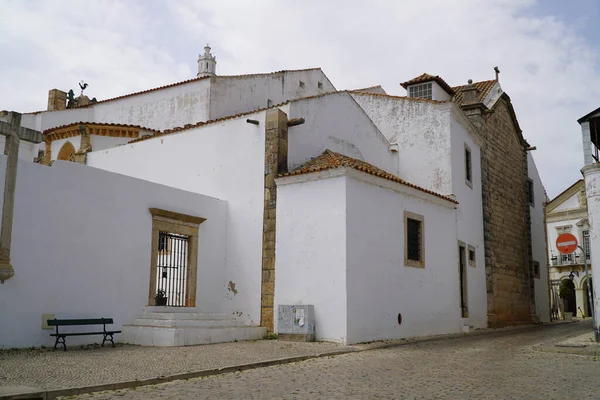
[532,343,600,357]
[1,320,580,400]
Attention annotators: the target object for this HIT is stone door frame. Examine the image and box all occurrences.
[148,208,205,307]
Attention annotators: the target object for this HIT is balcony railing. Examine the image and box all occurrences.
[551,252,591,267]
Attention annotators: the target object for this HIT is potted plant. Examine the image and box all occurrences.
[559,281,574,321]
[155,289,167,306]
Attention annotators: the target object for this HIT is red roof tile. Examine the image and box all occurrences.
[43,121,159,136]
[280,150,457,204]
[348,90,449,104]
[451,80,497,105]
[400,73,455,96]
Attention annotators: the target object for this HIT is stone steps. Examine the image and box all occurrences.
[122,308,266,346]
[122,325,266,347]
[130,318,248,327]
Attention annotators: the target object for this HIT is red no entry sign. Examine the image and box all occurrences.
[556,233,578,254]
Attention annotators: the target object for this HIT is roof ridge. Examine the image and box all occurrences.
[281,149,457,204]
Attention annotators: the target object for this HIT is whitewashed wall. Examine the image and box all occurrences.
[288,93,397,174]
[21,69,337,136]
[350,93,452,194]
[431,82,452,101]
[87,108,279,323]
[274,174,348,342]
[275,169,460,344]
[0,158,227,348]
[528,152,550,322]
[209,70,336,120]
[449,113,487,328]
[345,172,459,344]
[0,136,39,161]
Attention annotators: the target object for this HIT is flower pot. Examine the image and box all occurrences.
[156,297,167,306]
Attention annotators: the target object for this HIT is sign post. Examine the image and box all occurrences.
[556,233,597,341]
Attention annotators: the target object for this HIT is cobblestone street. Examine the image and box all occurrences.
[67,322,600,400]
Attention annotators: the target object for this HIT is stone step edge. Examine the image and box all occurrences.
[123,324,263,330]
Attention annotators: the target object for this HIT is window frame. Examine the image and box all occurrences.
[404,211,425,268]
[408,82,433,100]
[468,245,476,267]
[464,143,473,188]
[527,178,535,206]
[532,260,540,279]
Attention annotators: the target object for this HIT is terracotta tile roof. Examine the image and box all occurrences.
[43,121,159,136]
[280,150,457,204]
[64,68,323,110]
[348,90,449,104]
[400,73,455,96]
[127,100,292,144]
[451,80,497,105]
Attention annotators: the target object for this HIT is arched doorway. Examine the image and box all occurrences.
[57,141,75,161]
[560,279,577,317]
[583,278,594,317]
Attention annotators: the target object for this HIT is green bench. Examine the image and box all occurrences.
[47,318,121,351]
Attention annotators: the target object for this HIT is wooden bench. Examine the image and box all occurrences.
[47,318,121,351]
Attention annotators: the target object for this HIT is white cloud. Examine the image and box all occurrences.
[1,0,598,197]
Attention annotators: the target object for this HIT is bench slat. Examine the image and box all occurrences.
[47,318,114,326]
[51,330,121,337]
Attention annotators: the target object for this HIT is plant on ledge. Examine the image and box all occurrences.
[155,289,167,306]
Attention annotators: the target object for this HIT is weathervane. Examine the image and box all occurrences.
[79,80,89,96]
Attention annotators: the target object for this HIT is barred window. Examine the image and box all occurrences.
[408,83,432,100]
[404,212,424,268]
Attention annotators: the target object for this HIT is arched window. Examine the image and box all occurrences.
[57,141,75,161]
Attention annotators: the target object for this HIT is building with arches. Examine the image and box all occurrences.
[545,179,594,319]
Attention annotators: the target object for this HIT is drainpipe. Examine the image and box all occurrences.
[0,112,21,283]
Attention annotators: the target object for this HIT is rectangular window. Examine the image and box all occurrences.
[317,81,323,90]
[527,179,534,206]
[583,230,591,260]
[465,144,472,187]
[404,211,424,268]
[267,99,273,107]
[299,81,305,89]
[408,82,432,100]
[468,245,476,267]
[532,260,540,279]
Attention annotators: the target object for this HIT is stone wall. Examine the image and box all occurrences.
[480,97,534,327]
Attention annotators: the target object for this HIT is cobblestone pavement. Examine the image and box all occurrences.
[0,340,347,390]
[64,322,600,400]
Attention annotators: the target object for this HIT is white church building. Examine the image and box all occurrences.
[0,46,549,348]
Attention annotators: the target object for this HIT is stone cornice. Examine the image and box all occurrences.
[545,208,587,222]
[45,123,141,142]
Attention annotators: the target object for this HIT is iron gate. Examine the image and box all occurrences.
[156,231,189,307]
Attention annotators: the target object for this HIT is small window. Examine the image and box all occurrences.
[465,144,472,187]
[267,99,273,107]
[404,211,424,268]
[317,81,323,90]
[583,230,591,260]
[527,179,534,206]
[532,260,540,279]
[468,245,476,267]
[408,82,432,100]
[299,81,305,89]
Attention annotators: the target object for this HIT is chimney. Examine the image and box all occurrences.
[462,79,480,104]
[460,79,486,129]
[47,89,67,111]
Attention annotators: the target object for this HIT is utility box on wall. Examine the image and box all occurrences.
[277,305,315,342]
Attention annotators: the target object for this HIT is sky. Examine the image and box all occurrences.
[1,0,599,198]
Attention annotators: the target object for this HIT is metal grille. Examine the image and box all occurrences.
[156,231,189,307]
[406,218,421,261]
